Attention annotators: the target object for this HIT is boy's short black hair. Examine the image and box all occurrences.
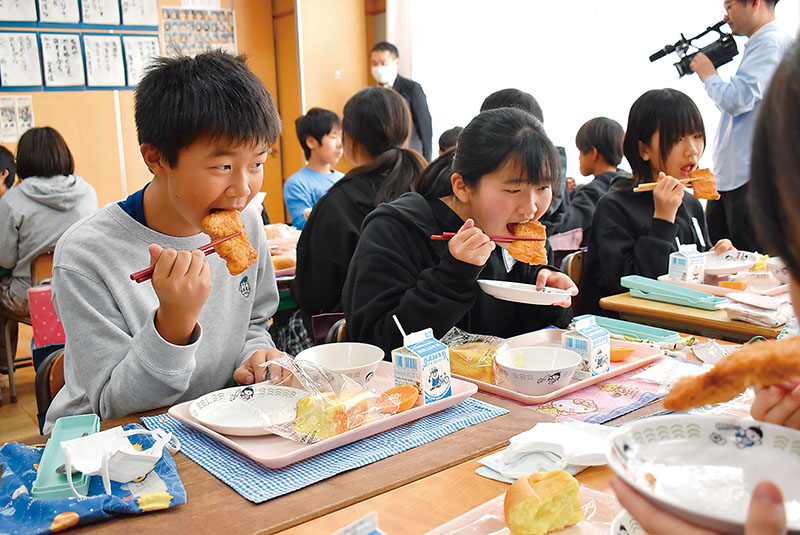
[371,41,399,58]
[295,108,341,160]
[16,127,74,179]
[0,145,15,188]
[438,127,462,153]
[575,117,625,167]
[480,89,544,123]
[135,50,281,167]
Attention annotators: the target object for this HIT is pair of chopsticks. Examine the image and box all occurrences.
[430,231,544,244]
[129,231,241,283]
[633,178,698,192]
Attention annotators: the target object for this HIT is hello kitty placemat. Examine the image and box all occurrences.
[528,367,664,424]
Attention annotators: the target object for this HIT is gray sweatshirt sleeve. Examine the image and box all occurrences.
[236,209,279,366]
[53,264,203,420]
[0,199,19,269]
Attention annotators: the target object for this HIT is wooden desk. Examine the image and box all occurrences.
[18,393,551,534]
[600,292,783,343]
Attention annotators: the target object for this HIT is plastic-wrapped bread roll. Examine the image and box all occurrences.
[504,469,583,535]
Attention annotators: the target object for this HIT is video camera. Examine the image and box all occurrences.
[649,21,739,77]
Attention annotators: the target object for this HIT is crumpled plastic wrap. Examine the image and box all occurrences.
[440,327,509,385]
[253,356,401,444]
[716,301,794,328]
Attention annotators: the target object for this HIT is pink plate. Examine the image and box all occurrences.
[451,329,663,405]
[169,361,477,468]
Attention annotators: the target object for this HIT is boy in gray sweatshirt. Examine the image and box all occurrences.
[44,51,284,432]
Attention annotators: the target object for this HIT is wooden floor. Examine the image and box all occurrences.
[0,324,41,442]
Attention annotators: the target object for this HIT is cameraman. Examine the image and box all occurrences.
[689,0,792,252]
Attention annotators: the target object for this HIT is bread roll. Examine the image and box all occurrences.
[448,342,497,384]
[504,470,582,535]
[272,255,296,271]
[291,391,372,441]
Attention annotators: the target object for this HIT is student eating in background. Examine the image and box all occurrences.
[582,89,734,315]
[283,108,344,230]
[44,52,284,432]
[0,127,97,369]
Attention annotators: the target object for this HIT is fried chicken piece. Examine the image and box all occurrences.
[663,337,800,411]
[507,221,548,265]
[688,168,721,200]
[201,210,258,276]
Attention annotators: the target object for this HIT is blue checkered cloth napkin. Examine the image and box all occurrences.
[141,397,507,503]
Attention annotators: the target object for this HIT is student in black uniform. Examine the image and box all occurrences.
[562,117,628,245]
[582,89,734,315]
[287,86,426,353]
[342,107,576,355]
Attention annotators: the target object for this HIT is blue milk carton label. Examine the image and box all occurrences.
[562,317,610,379]
[391,328,452,403]
[668,244,705,283]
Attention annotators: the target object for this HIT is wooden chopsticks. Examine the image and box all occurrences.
[130,231,242,283]
[633,178,696,192]
[430,231,544,243]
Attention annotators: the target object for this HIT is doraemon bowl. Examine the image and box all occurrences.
[495,346,580,395]
[295,343,384,385]
[606,414,800,534]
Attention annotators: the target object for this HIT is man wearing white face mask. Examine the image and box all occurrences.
[370,41,433,161]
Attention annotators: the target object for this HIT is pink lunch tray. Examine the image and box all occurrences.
[169,361,478,469]
[451,329,663,405]
[656,274,788,297]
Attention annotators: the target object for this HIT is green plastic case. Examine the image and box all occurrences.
[31,414,101,500]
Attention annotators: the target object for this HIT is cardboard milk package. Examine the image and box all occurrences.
[562,317,610,379]
[392,328,452,404]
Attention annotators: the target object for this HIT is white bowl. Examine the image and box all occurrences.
[767,256,790,284]
[295,342,384,384]
[495,346,580,395]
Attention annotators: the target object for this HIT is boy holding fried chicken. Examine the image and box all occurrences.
[44,52,285,432]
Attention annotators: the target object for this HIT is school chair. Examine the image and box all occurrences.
[561,249,586,316]
[34,348,65,433]
[325,318,347,344]
[1,247,57,402]
[312,312,345,345]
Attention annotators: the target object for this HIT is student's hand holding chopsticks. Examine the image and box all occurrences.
[149,244,211,346]
[448,218,495,266]
[653,172,685,223]
[536,268,578,308]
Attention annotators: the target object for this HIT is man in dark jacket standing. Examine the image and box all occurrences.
[370,42,433,161]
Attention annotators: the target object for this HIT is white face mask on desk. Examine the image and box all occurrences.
[60,426,180,497]
[371,63,397,85]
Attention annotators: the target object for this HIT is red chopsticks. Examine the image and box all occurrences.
[430,231,544,244]
[129,231,242,283]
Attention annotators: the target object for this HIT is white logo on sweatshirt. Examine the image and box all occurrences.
[239,276,251,299]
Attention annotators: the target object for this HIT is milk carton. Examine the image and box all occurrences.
[562,317,610,379]
[668,244,705,283]
[392,328,452,404]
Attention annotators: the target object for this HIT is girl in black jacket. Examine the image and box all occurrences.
[342,108,576,355]
[285,87,426,352]
[582,89,734,315]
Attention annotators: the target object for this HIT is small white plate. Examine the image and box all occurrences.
[610,510,649,535]
[703,251,759,276]
[189,383,307,436]
[478,280,573,306]
[607,414,800,534]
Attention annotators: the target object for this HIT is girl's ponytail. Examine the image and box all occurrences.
[339,87,426,206]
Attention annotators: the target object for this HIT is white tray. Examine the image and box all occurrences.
[451,329,663,405]
[656,274,788,297]
[169,361,478,469]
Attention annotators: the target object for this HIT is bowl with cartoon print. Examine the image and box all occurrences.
[606,414,800,535]
[766,256,790,284]
[494,345,580,395]
[295,342,384,385]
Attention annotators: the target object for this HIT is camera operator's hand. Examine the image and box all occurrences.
[653,172,684,223]
[690,53,716,82]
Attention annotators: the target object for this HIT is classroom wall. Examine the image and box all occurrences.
[1,0,286,220]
